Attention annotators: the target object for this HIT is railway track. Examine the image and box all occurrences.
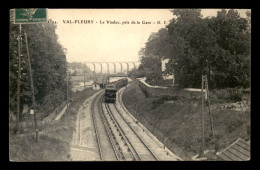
[73,84,179,161]
[90,91,119,161]
[103,98,141,161]
[90,90,158,161]
[104,100,158,161]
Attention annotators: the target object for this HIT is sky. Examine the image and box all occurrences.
[47,9,249,72]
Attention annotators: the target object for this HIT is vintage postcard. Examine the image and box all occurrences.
[9,8,251,161]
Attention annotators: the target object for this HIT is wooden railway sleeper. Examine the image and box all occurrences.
[104,102,141,161]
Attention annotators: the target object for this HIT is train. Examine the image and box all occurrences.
[104,78,128,103]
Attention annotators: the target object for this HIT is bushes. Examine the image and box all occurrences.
[151,97,165,109]
[138,83,149,98]
[211,88,243,103]
[145,71,164,86]
[151,95,182,109]
[37,88,66,119]
[128,69,147,79]
[226,120,244,133]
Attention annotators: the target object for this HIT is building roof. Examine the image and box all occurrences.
[217,138,250,161]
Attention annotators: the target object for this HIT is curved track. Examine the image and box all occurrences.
[104,101,158,161]
[90,90,158,161]
[90,91,119,161]
[103,98,141,160]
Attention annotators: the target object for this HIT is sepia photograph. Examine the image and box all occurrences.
[9,8,251,161]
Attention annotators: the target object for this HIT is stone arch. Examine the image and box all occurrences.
[92,63,96,73]
[106,63,109,73]
[99,63,102,73]
[92,63,96,81]
[125,63,129,73]
[132,62,136,70]
[113,63,116,73]
[119,63,123,73]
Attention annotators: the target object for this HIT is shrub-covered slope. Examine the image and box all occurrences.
[122,81,250,159]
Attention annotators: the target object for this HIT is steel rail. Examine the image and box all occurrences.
[104,101,141,161]
[90,93,103,160]
[96,93,120,161]
[112,103,159,161]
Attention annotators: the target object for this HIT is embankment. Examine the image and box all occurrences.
[9,88,99,161]
[122,80,250,160]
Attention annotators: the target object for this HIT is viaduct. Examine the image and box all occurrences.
[83,62,139,74]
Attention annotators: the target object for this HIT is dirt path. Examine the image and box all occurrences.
[70,91,104,161]
[117,87,182,161]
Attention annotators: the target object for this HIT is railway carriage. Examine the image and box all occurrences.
[105,78,128,103]
[105,86,117,103]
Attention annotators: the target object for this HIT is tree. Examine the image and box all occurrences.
[143,29,173,59]
[9,10,68,125]
[138,28,174,82]
[138,9,250,89]
[208,9,250,88]
[9,12,29,124]
[166,9,250,88]
[166,9,206,87]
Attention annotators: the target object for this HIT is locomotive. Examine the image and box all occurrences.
[104,78,128,103]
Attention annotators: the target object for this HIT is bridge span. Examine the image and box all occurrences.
[83,62,139,74]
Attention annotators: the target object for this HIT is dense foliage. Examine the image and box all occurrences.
[68,62,92,76]
[68,62,89,69]
[9,11,67,119]
[137,9,250,89]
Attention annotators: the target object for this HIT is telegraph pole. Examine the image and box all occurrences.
[24,32,39,142]
[205,60,214,138]
[205,75,214,138]
[16,24,22,134]
[200,75,205,156]
[66,70,69,113]
[84,71,86,90]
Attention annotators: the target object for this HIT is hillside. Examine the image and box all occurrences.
[9,88,98,161]
[122,80,250,160]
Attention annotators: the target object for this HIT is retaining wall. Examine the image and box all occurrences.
[137,78,207,99]
[43,100,67,122]
[9,100,68,132]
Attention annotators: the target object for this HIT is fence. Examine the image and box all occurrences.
[9,118,51,133]
[43,100,67,122]
[9,100,68,132]
[137,78,206,99]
